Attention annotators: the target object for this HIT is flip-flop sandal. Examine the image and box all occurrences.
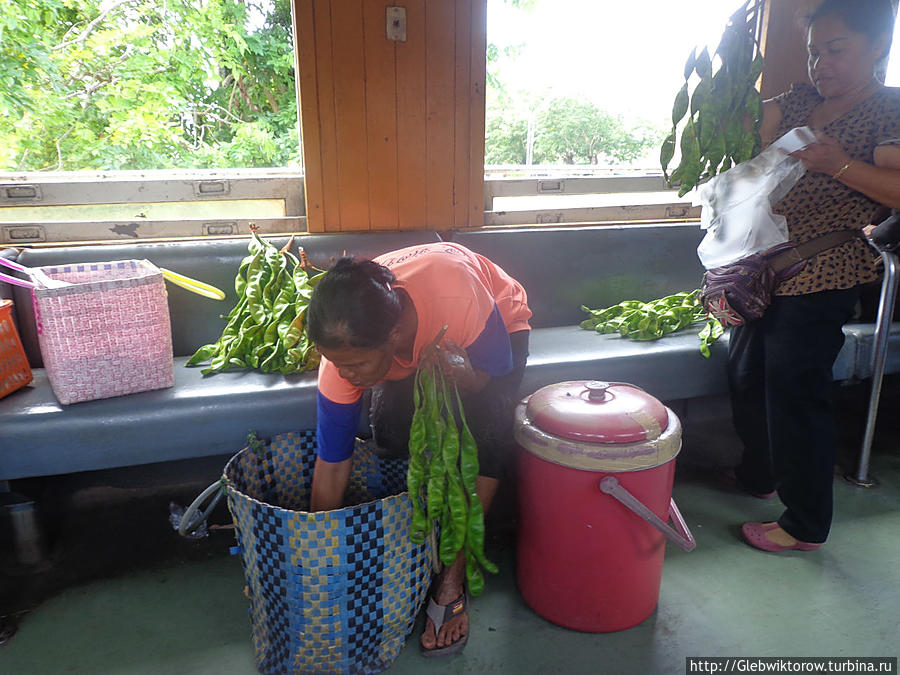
[420,593,468,658]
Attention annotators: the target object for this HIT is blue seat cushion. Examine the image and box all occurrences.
[522,322,858,403]
[0,322,862,481]
[0,358,319,481]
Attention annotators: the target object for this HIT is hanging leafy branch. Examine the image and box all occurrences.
[660,0,766,196]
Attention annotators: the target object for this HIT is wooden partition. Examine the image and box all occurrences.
[292,0,486,233]
[760,0,900,99]
[759,0,814,100]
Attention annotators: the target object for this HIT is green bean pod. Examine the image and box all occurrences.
[407,371,429,543]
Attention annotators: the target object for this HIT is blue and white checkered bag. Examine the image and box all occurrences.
[223,431,433,675]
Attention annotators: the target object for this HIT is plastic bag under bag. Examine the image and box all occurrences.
[694,127,817,270]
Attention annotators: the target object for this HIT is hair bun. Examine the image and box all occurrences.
[330,257,395,286]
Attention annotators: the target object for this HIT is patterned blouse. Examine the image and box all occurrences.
[771,82,900,296]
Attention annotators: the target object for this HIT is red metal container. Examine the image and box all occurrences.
[515,380,694,633]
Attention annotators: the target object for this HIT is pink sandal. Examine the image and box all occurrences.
[741,521,821,552]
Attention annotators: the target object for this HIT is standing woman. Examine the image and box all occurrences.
[725,0,900,551]
[306,242,531,655]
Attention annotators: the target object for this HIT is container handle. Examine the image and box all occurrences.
[160,268,225,301]
[177,480,225,537]
[0,257,28,273]
[0,270,35,289]
[599,476,696,552]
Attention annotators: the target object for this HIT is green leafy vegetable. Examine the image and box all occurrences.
[662,0,765,196]
[581,290,724,357]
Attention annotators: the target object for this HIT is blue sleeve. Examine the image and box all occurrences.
[316,391,362,463]
[465,304,513,377]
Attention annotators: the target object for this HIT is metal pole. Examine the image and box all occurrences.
[846,250,900,487]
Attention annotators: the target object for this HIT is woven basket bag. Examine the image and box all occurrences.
[224,431,433,675]
[32,259,174,404]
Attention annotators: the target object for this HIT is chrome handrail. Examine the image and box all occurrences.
[848,215,900,487]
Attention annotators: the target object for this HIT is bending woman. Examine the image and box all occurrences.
[725,0,900,552]
[306,242,531,656]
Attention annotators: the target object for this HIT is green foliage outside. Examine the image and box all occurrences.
[1,0,299,172]
[484,2,666,168]
[0,0,664,173]
[486,95,666,166]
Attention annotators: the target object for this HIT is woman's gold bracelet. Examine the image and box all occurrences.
[832,160,854,181]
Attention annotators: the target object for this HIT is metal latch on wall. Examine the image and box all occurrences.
[193,180,230,197]
[1,185,42,201]
[538,180,564,193]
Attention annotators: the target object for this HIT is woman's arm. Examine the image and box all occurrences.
[791,136,900,209]
[310,376,363,512]
[310,456,353,511]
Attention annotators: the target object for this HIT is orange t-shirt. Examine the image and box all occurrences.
[318,242,531,406]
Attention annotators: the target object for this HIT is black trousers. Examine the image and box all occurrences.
[368,331,530,480]
[727,288,859,543]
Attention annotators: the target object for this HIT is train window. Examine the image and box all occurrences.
[0,0,302,243]
[482,0,753,226]
[9,1,857,239]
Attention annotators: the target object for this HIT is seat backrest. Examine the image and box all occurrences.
[448,224,706,328]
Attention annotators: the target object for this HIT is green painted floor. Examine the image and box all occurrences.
[2,403,900,674]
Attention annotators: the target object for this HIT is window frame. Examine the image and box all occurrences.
[0,168,305,244]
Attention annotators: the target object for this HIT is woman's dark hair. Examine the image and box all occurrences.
[808,0,895,60]
[307,257,401,350]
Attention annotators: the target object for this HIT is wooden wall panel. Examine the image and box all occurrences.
[468,0,487,229]
[760,0,900,99]
[759,0,814,100]
[362,0,399,230]
[330,0,369,230]
[312,0,341,231]
[294,0,486,232]
[425,1,457,229]
[396,0,428,230]
[453,0,472,229]
[294,0,325,230]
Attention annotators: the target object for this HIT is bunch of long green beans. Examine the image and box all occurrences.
[407,363,497,597]
[187,227,323,375]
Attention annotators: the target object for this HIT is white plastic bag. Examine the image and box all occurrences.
[694,127,817,270]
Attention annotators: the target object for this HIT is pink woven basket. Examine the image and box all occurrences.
[32,259,174,405]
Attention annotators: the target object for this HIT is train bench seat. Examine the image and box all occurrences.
[1,224,896,483]
[452,224,885,400]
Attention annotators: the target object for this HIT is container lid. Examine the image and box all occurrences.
[525,380,669,444]
[515,381,682,472]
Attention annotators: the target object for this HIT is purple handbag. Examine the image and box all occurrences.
[700,230,860,327]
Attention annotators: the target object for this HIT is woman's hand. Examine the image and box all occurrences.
[421,338,490,393]
[310,456,353,511]
[789,132,852,177]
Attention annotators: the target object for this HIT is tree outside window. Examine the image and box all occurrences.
[1,0,298,172]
